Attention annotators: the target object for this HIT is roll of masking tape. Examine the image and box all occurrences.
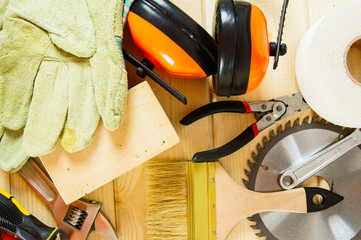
[296,0,361,128]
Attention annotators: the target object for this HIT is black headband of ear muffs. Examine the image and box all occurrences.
[130,0,218,76]
[213,0,252,97]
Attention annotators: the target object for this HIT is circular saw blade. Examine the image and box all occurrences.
[245,118,361,240]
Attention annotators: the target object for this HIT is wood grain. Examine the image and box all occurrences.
[215,162,306,240]
[40,81,179,204]
[207,1,348,239]
[0,1,351,240]
[115,0,214,238]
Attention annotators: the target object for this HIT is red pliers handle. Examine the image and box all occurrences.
[181,101,265,161]
[181,93,308,162]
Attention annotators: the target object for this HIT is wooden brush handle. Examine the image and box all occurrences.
[215,162,306,240]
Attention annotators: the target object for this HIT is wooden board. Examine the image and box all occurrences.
[40,81,179,204]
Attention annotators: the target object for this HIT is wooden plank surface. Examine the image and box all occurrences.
[0,1,350,240]
[40,81,179,205]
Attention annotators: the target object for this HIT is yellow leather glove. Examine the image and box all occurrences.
[87,0,128,131]
[0,0,28,173]
[0,128,29,173]
[0,0,127,160]
[0,0,7,30]
[0,1,91,171]
[0,0,96,132]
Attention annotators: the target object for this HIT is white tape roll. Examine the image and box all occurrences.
[296,0,361,128]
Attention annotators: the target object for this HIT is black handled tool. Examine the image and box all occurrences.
[181,92,309,162]
[0,188,58,240]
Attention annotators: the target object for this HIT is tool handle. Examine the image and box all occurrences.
[180,101,251,125]
[0,189,58,240]
[193,124,258,162]
[0,232,18,240]
[123,49,187,104]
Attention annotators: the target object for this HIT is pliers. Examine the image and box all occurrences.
[180,92,309,162]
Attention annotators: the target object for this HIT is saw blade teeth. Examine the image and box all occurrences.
[257,143,263,151]
[242,178,249,188]
[256,232,265,237]
[303,115,311,124]
[247,216,255,222]
[285,120,293,129]
[270,129,277,138]
[247,159,255,168]
[323,119,330,124]
[251,151,259,160]
[262,136,270,145]
[315,115,323,123]
[250,224,258,229]
[294,118,301,126]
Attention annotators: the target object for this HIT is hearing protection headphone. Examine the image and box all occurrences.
[125,0,288,102]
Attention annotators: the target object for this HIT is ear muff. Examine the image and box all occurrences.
[232,2,252,95]
[128,0,218,78]
[213,0,270,97]
[213,0,252,97]
[213,0,238,97]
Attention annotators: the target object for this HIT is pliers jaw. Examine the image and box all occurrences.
[180,93,309,162]
[273,92,309,119]
[253,101,287,132]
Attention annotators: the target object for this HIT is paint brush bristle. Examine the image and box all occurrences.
[145,158,188,240]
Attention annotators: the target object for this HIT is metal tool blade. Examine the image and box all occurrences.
[245,119,361,240]
[93,213,118,240]
[273,92,309,119]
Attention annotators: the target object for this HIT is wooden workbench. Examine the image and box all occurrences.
[0,0,349,239]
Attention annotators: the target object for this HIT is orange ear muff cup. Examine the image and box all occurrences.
[129,0,218,78]
[247,4,270,93]
[213,0,252,97]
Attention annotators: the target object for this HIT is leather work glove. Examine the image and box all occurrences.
[0,0,29,173]
[86,0,128,132]
[0,128,29,173]
[0,1,29,173]
[0,0,128,164]
[0,0,7,30]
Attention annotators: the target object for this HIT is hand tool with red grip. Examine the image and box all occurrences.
[181,92,309,161]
